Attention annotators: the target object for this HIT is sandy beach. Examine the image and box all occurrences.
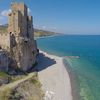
[37,50,73,100]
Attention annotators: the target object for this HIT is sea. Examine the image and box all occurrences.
[36,34,100,100]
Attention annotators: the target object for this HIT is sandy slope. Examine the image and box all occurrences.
[38,51,73,100]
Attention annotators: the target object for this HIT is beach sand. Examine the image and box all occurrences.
[37,50,73,100]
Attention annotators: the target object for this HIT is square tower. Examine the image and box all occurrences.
[7,2,37,71]
[8,10,22,36]
[8,2,28,37]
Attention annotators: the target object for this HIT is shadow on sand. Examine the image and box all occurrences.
[34,52,56,72]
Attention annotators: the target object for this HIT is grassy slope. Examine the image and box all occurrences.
[0,73,44,100]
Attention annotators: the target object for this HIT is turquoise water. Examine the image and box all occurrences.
[37,35,100,100]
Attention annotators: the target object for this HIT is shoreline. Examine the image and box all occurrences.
[63,58,81,100]
[37,50,79,100]
[35,34,60,39]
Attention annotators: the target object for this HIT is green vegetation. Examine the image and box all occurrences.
[0,72,26,86]
[10,75,26,82]
[29,74,42,87]
[0,88,12,100]
[34,29,57,37]
[0,72,10,78]
[0,72,10,85]
[0,73,44,100]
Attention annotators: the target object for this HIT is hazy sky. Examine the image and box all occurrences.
[0,0,100,34]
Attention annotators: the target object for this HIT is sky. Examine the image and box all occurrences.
[0,0,100,34]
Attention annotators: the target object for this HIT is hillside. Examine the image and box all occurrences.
[0,24,58,37]
[34,29,57,37]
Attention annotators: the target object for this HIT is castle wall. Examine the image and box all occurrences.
[0,34,10,52]
[10,37,37,71]
[10,2,28,37]
[0,50,9,72]
[20,41,34,71]
[8,11,22,36]
[28,16,33,38]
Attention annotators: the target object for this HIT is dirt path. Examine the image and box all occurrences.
[0,72,35,91]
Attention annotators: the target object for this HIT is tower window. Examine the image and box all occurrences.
[9,32,12,34]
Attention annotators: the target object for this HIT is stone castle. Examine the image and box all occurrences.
[0,2,38,72]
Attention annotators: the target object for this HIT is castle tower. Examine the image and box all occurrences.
[7,2,37,71]
[8,2,28,37]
